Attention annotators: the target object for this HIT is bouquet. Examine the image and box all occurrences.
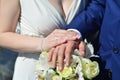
[35,43,99,80]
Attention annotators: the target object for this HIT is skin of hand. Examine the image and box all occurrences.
[48,40,77,71]
[43,29,81,53]
[0,0,79,53]
[78,41,86,57]
[47,30,85,71]
[42,29,80,51]
[0,0,83,54]
[48,40,85,71]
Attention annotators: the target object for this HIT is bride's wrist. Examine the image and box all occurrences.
[36,38,45,52]
[40,38,47,51]
[40,38,44,51]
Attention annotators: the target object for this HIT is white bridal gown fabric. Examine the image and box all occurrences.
[13,0,88,80]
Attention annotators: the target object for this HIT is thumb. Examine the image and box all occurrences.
[79,41,86,57]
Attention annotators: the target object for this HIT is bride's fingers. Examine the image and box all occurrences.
[52,29,67,35]
[45,29,80,50]
[52,37,66,47]
[45,37,66,50]
[52,29,80,41]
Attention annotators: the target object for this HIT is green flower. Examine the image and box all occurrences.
[35,50,100,80]
[57,66,73,78]
[81,58,99,79]
[52,75,60,80]
[40,51,48,58]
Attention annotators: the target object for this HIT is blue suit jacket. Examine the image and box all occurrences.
[66,0,120,79]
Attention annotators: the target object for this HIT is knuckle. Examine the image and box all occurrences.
[59,61,63,65]
[59,52,64,56]
[54,49,58,54]
[52,56,56,61]
[65,51,71,56]
[58,54,63,59]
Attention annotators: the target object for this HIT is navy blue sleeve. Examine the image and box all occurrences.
[66,0,106,39]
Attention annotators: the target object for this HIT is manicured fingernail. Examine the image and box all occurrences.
[59,67,62,71]
[52,65,55,68]
[66,62,70,67]
[47,56,51,61]
[80,51,85,57]
[66,63,69,66]
[48,58,50,61]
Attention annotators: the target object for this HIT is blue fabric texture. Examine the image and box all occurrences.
[67,0,120,80]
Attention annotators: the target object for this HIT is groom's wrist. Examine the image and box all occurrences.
[67,29,82,38]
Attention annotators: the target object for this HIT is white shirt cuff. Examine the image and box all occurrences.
[67,29,82,38]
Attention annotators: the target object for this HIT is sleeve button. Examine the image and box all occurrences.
[113,47,119,54]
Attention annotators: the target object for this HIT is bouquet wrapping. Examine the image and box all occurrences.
[35,43,99,80]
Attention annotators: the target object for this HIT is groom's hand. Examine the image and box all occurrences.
[48,40,86,71]
[48,40,77,71]
[78,41,86,57]
[47,29,86,71]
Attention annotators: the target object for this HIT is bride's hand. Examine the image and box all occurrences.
[42,29,80,51]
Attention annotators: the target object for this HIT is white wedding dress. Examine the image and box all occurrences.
[13,0,88,80]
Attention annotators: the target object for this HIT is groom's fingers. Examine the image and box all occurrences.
[48,48,55,62]
[58,45,66,71]
[79,41,86,57]
[58,44,65,71]
[52,47,59,68]
[65,41,74,67]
